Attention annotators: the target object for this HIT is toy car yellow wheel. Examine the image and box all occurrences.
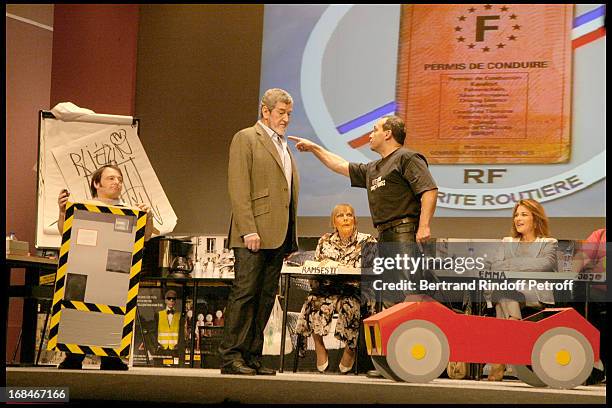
[531,327,594,389]
[386,320,449,383]
[371,355,403,382]
[510,365,546,387]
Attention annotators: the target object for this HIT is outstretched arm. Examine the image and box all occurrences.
[288,136,349,177]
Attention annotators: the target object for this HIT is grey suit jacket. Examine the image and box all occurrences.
[494,236,558,304]
[227,123,299,252]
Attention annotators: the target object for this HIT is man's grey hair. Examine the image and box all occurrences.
[260,88,293,117]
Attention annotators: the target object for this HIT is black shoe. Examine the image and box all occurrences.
[585,370,606,386]
[58,354,83,370]
[100,357,129,371]
[248,361,276,376]
[221,361,257,375]
[366,369,383,379]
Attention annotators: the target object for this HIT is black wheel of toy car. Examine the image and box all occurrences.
[511,365,546,387]
[386,320,450,383]
[371,355,403,382]
[531,327,594,389]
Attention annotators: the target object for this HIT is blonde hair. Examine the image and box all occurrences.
[330,203,357,232]
[511,199,550,238]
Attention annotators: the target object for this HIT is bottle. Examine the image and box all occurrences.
[206,256,216,277]
[6,232,15,254]
[214,310,224,327]
[193,259,203,278]
[562,243,574,273]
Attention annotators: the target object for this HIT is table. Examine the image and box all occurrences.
[5,255,234,368]
[278,264,361,373]
[137,276,233,368]
[5,254,58,365]
[278,265,603,373]
[431,269,578,280]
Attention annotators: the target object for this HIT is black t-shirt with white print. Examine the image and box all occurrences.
[348,147,437,227]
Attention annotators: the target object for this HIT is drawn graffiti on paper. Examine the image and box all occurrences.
[65,129,164,226]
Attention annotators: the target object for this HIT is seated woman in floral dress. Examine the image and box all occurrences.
[295,203,377,374]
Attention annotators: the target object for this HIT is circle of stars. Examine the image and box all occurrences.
[455,5,520,52]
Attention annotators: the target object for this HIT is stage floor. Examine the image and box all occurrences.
[7,366,606,404]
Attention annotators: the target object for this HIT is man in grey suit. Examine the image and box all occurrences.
[219,88,299,375]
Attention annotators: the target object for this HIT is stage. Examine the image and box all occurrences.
[6,366,605,404]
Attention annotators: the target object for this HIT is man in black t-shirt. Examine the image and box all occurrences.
[289,115,438,377]
[288,114,437,247]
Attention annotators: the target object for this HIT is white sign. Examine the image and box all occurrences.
[50,125,177,234]
[76,229,98,247]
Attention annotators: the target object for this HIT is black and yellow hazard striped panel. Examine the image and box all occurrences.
[48,201,147,356]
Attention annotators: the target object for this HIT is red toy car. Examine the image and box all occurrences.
[363,295,602,389]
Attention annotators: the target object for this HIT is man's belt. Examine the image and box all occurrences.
[376,217,418,233]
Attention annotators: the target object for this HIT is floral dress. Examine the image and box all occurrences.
[295,230,377,351]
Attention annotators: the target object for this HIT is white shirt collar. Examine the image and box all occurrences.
[258,120,285,144]
[258,120,275,137]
